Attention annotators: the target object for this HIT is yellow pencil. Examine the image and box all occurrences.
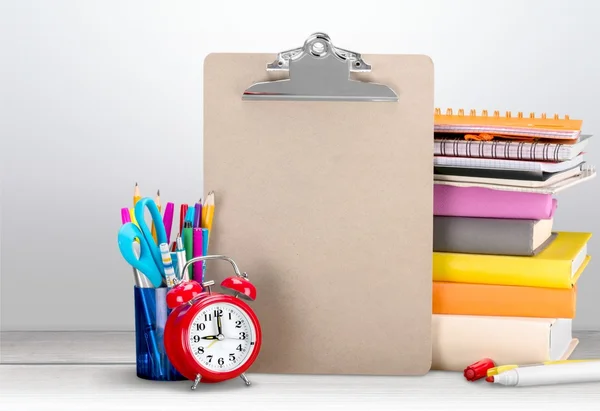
[151,189,161,242]
[202,191,215,230]
[133,182,142,207]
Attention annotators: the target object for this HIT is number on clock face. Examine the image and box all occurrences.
[188,302,256,372]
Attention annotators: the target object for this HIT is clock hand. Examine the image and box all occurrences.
[206,340,219,350]
[201,335,218,340]
[217,314,223,336]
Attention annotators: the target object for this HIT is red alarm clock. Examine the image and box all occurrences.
[164,255,262,390]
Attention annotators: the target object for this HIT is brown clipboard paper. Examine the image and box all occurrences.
[204,49,434,375]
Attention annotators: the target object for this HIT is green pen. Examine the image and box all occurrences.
[182,222,194,280]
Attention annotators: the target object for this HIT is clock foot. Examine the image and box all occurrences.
[240,373,251,386]
[191,374,201,390]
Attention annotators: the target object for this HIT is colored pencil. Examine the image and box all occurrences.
[133,182,142,206]
[202,191,215,230]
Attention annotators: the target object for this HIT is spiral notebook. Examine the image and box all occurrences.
[434,134,591,161]
[434,108,582,140]
[433,153,584,173]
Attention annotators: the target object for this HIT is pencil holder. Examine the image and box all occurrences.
[133,286,186,381]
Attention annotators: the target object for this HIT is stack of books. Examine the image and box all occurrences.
[430,108,596,372]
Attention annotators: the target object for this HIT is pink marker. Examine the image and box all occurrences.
[192,228,204,283]
[121,208,131,224]
[162,202,175,245]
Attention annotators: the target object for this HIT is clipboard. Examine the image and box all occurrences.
[204,33,434,375]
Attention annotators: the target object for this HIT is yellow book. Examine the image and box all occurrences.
[433,231,591,289]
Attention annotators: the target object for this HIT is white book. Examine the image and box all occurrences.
[434,165,596,194]
[432,315,578,371]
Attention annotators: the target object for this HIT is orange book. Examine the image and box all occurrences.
[433,281,576,319]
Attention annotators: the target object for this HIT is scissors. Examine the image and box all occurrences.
[118,197,168,288]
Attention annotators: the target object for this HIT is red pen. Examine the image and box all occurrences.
[179,204,188,236]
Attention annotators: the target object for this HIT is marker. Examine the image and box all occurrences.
[488,361,600,387]
[192,228,204,283]
[162,202,175,245]
[487,359,599,377]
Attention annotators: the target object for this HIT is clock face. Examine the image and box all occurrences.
[188,302,257,373]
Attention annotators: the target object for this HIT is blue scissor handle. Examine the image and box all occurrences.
[117,223,163,288]
[134,197,168,275]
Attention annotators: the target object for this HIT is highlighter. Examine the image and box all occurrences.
[487,359,598,377]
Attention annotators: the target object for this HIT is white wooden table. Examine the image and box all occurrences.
[2,331,599,410]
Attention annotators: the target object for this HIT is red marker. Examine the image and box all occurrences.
[464,358,496,381]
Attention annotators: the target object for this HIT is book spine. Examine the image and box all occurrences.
[432,315,553,371]
[432,282,576,319]
[435,139,569,161]
[432,252,572,288]
[433,185,556,220]
[433,216,533,255]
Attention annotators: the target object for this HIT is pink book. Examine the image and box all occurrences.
[434,185,557,219]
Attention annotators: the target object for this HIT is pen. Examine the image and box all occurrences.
[202,228,209,283]
[175,235,187,281]
[192,228,204,283]
[185,206,195,223]
[193,200,202,228]
[182,221,194,280]
[179,204,188,236]
[162,202,174,245]
[159,243,177,287]
[488,361,600,387]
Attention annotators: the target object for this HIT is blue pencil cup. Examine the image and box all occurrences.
[133,286,185,381]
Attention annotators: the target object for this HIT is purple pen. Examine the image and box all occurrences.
[193,201,202,228]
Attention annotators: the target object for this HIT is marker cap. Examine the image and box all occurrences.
[464,358,496,381]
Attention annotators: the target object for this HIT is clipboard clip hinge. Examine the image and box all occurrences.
[266,32,371,73]
[243,32,398,102]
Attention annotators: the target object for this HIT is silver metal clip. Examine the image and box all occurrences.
[243,32,398,102]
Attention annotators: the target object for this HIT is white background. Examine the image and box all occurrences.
[1,0,599,331]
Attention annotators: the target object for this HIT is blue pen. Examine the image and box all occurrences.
[185,207,195,223]
[202,228,209,283]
